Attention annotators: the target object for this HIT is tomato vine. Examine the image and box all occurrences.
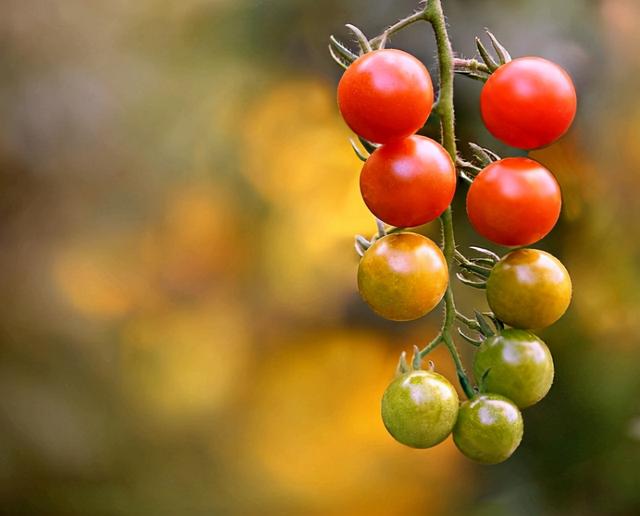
[329,0,576,463]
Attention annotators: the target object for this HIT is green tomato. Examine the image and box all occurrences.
[486,248,572,329]
[474,329,554,408]
[358,233,449,321]
[453,394,523,464]
[381,370,459,448]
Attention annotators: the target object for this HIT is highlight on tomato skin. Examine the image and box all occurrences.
[337,49,434,144]
[466,157,562,247]
[357,233,448,322]
[360,135,456,228]
[480,56,577,150]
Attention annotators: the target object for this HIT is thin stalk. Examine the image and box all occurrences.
[453,57,491,75]
[414,334,442,369]
[444,333,475,398]
[369,10,428,48]
[425,0,456,156]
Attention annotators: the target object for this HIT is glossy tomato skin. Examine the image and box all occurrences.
[481,57,577,149]
[474,329,554,408]
[361,136,456,227]
[466,157,561,247]
[487,249,572,329]
[358,233,448,321]
[453,394,524,464]
[382,370,459,448]
[338,49,434,144]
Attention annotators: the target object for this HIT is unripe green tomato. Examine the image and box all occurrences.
[381,370,459,448]
[453,394,523,464]
[474,329,554,408]
[358,233,448,321]
[486,249,572,329]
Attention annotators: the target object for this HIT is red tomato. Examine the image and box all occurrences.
[360,135,456,227]
[481,57,577,149]
[466,157,561,246]
[338,49,433,144]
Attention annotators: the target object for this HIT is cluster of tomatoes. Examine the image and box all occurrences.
[337,47,576,463]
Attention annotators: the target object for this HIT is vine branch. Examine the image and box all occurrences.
[369,10,428,49]
[414,0,475,399]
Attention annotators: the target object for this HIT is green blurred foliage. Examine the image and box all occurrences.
[0,0,639,514]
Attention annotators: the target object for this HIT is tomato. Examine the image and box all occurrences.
[486,249,572,329]
[338,49,434,144]
[466,157,561,247]
[481,57,577,149]
[453,394,523,464]
[381,370,459,448]
[474,329,554,408]
[360,136,456,227]
[358,233,448,321]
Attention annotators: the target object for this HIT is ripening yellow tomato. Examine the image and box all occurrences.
[486,249,571,329]
[357,233,448,321]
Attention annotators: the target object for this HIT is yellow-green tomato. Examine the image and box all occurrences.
[486,248,571,329]
[453,394,523,464]
[381,370,459,448]
[358,233,448,321]
[474,329,554,408]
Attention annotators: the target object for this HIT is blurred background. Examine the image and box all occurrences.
[0,0,639,514]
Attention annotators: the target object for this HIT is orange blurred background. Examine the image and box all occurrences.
[1,0,640,514]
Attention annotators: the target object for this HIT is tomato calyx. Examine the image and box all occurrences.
[395,350,410,376]
[396,344,440,377]
[453,30,512,81]
[328,24,373,70]
[353,219,409,257]
[345,23,372,54]
[456,142,502,185]
[329,35,358,70]
[455,308,505,348]
[454,246,500,289]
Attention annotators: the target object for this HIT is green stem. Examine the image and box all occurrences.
[453,57,491,75]
[425,0,456,156]
[369,10,428,48]
[443,333,475,399]
[415,0,475,400]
